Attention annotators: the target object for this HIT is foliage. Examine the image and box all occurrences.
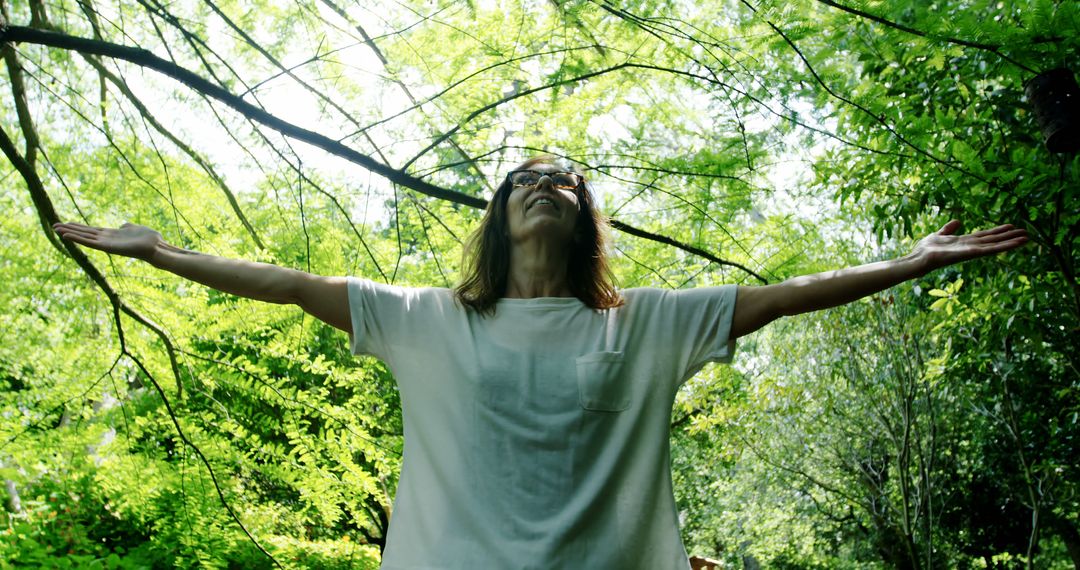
[1,0,1077,567]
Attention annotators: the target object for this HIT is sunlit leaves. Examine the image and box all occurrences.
[2,0,1077,566]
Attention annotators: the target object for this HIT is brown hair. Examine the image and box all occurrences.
[454,155,623,315]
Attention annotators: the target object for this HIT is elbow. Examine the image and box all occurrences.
[774,279,815,318]
[267,269,306,305]
[764,282,798,319]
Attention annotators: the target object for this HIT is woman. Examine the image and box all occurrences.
[53,156,1028,569]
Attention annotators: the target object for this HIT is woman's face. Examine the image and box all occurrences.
[505,163,581,247]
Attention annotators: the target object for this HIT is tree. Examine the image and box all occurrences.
[1,0,1075,566]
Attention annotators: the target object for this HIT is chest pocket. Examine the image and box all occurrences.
[576,351,630,412]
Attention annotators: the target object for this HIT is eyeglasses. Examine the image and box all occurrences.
[507,169,582,190]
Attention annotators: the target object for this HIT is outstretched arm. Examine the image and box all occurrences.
[53,222,351,333]
[730,221,1028,339]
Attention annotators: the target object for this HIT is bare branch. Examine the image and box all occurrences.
[2,25,767,282]
[738,0,995,187]
[812,0,1038,74]
[1,35,277,564]
[1,25,489,206]
[81,53,266,249]
[0,119,281,569]
[318,0,494,192]
[609,219,767,283]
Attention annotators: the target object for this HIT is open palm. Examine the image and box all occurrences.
[53,222,162,261]
[912,220,1028,271]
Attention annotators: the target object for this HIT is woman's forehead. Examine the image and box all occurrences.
[513,160,565,172]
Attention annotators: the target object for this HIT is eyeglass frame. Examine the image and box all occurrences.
[505,169,584,191]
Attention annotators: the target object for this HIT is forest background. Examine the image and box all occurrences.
[0,0,1077,568]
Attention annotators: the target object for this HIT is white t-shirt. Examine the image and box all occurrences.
[347,278,738,570]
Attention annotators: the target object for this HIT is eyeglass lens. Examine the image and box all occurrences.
[510,170,579,188]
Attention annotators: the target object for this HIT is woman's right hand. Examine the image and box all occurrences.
[53,222,163,261]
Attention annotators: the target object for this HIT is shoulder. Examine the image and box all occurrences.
[347,277,450,294]
[347,277,456,308]
[619,285,737,304]
[619,287,668,301]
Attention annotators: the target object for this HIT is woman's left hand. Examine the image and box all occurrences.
[910,220,1029,273]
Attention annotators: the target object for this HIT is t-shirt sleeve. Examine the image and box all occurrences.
[347,277,439,361]
[675,285,738,368]
[633,285,738,386]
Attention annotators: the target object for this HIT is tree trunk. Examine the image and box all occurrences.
[4,479,21,513]
[1050,517,1080,570]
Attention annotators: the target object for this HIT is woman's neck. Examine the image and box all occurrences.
[505,242,572,298]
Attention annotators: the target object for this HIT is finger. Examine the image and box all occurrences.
[978,228,1028,243]
[53,222,103,234]
[55,225,101,240]
[53,222,84,232]
[981,237,1028,254]
[57,227,109,246]
[938,220,962,235]
[973,235,1028,253]
[58,232,101,247]
[969,224,1016,238]
[62,232,101,244]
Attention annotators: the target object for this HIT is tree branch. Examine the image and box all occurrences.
[81,53,267,249]
[0,25,489,206]
[610,219,767,283]
[812,0,1039,74]
[1,25,767,282]
[0,121,280,568]
[738,0,996,188]
[1,33,277,564]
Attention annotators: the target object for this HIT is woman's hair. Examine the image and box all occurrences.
[454,155,624,315]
